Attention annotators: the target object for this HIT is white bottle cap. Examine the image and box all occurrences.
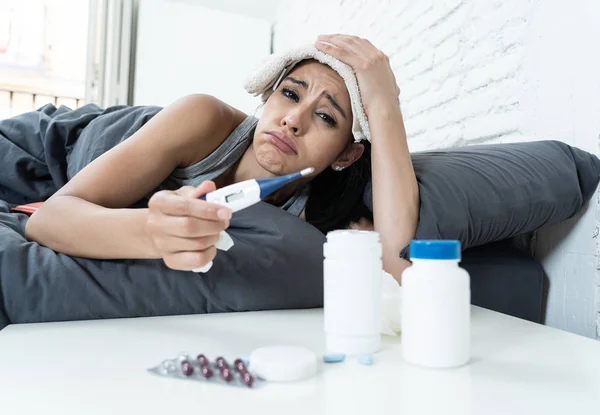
[249,346,318,382]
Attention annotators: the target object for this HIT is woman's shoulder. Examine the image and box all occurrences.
[174,94,250,166]
[180,93,248,132]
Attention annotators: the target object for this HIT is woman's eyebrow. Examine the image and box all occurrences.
[285,76,308,89]
[323,93,347,120]
[284,76,347,119]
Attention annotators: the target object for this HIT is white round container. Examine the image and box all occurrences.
[323,230,382,355]
[249,346,318,382]
[401,240,471,368]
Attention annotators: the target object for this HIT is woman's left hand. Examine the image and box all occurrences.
[314,34,400,116]
[317,35,418,283]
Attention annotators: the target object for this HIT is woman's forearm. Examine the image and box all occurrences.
[25,195,159,259]
[368,104,419,283]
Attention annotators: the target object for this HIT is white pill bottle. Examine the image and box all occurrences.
[401,240,471,368]
[323,230,382,355]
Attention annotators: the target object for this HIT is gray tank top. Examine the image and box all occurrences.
[156,116,309,217]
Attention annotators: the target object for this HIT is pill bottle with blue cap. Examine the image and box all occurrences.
[323,230,382,355]
[401,240,471,368]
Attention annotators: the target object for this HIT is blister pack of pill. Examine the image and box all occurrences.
[148,352,266,388]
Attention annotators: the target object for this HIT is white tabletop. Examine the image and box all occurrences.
[0,307,599,415]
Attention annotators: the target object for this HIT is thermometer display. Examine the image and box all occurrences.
[225,191,245,203]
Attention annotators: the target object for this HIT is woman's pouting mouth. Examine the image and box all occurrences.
[265,131,298,155]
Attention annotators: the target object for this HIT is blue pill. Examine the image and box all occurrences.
[323,353,346,363]
[357,354,373,365]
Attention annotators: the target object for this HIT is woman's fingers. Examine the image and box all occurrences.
[318,34,363,53]
[152,233,221,253]
[316,34,376,63]
[147,212,228,238]
[182,180,217,199]
[148,189,231,221]
[146,181,231,269]
[162,246,218,271]
[316,33,400,113]
[315,39,353,62]
[315,38,380,71]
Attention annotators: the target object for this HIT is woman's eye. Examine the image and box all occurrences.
[319,113,337,127]
[282,88,299,102]
[282,87,336,127]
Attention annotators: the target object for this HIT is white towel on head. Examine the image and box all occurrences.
[244,44,371,143]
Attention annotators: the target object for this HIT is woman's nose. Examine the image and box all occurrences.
[282,110,304,135]
[283,119,298,134]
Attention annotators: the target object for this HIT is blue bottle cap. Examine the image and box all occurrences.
[409,240,461,260]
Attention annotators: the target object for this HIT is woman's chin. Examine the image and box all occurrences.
[255,146,293,175]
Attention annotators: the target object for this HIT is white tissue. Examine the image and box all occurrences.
[192,231,234,273]
[380,271,402,336]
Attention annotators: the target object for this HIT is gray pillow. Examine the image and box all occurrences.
[0,201,325,328]
[362,140,600,257]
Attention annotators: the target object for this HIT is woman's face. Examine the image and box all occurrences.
[254,60,363,176]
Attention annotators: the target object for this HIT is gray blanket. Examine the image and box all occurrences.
[0,104,326,329]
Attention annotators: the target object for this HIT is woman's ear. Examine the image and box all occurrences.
[331,142,365,170]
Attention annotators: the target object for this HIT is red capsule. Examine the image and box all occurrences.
[181,360,194,376]
[216,357,228,369]
[241,371,254,387]
[196,354,214,378]
[234,359,247,373]
[216,357,233,382]
[234,358,254,387]
[221,367,233,382]
[200,365,214,379]
[197,354,210,366]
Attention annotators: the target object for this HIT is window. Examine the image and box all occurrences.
[0,0,89,119]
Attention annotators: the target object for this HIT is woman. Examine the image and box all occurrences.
[25,34,419,282]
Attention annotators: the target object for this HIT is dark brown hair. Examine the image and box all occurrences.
[305,140,372,234]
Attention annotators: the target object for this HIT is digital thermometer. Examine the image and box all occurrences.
[192,167,315,273]
[201,167,314,213]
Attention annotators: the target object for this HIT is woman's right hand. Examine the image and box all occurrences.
[145,181,232,271]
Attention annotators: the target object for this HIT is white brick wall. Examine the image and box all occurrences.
[274,0,534,151]
[273,0,600,338]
